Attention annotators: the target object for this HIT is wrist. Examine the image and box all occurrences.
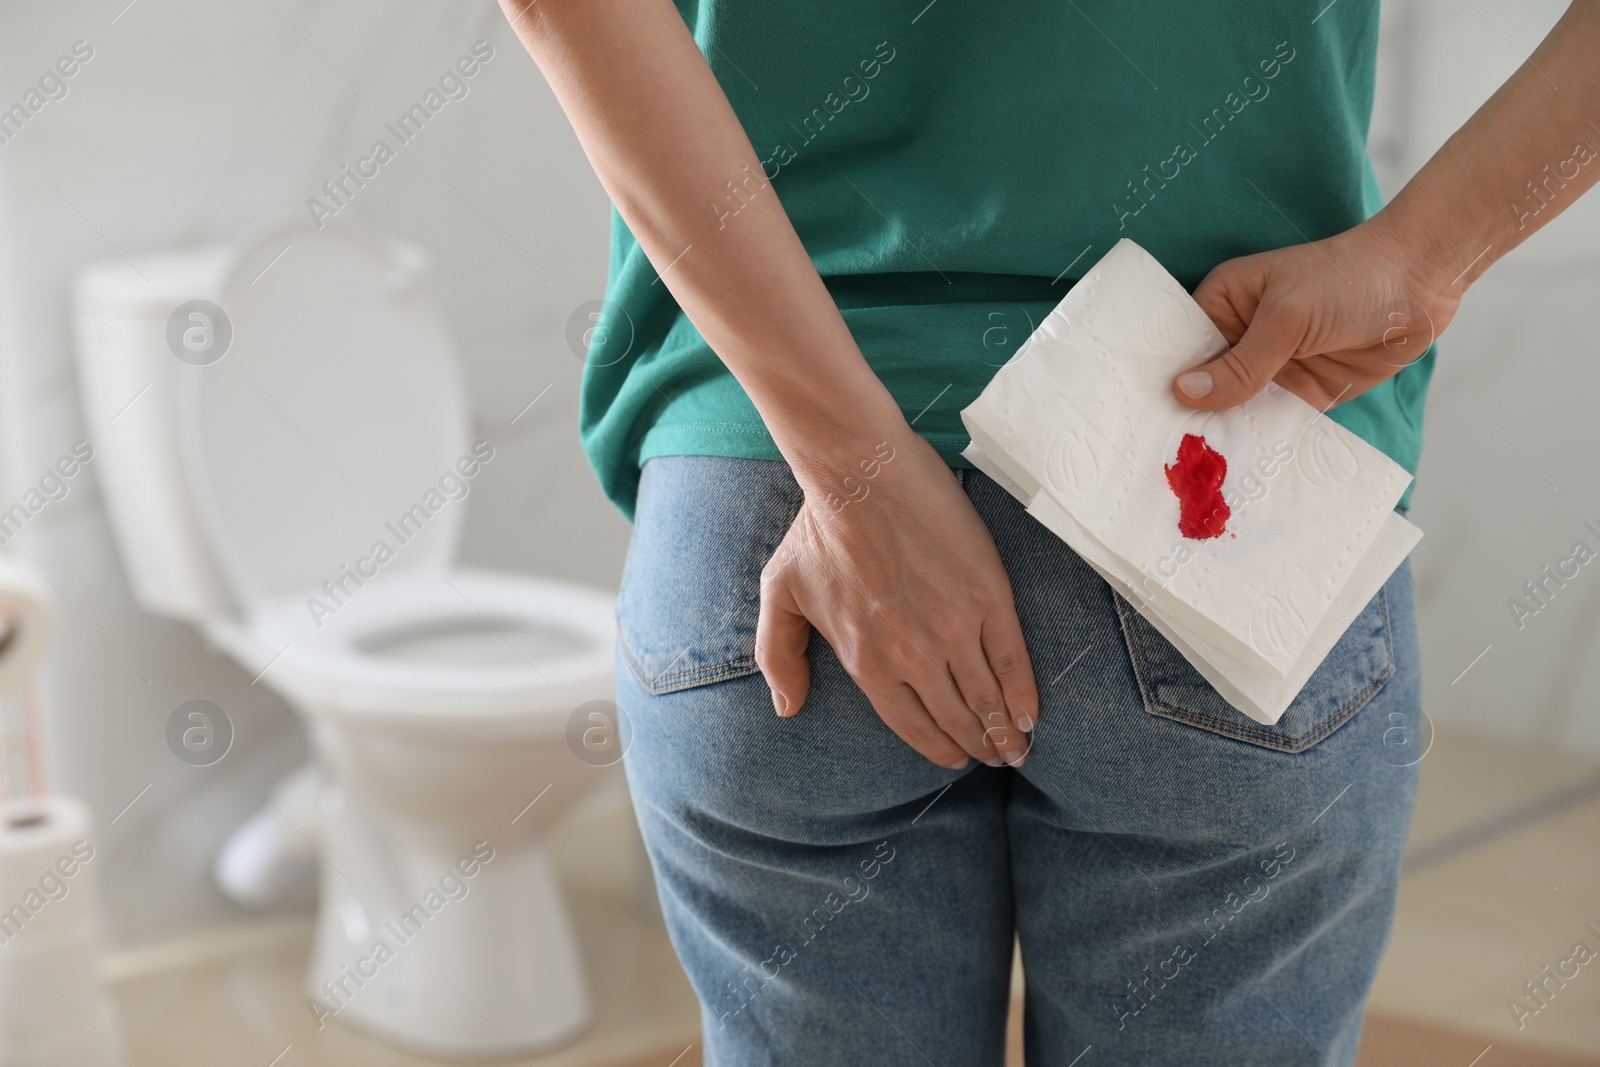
[773,400,923,504]
[1365,170,1504,299]
[1355,204,1478,310]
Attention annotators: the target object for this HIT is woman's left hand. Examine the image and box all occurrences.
[1171,214,1462,412]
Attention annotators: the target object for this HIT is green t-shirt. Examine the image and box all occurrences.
[579,1,1435,519]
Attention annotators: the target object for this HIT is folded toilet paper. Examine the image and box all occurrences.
[961,239,1421,725]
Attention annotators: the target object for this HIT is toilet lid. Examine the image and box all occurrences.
[179,217,468,607]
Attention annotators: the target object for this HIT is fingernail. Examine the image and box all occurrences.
[1002,749,1026,766]
[946,757,971,770]
[983,758,1005,767]
[1017,714,1034,733]
[772,690,788,716]
[1177,370,1213,398]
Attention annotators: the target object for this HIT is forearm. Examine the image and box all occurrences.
[499,0,908,492]
[1375,0,1600,292]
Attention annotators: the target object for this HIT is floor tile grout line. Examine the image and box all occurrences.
[1402,771,1600,875]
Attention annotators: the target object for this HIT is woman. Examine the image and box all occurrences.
[499,2,1600,1063]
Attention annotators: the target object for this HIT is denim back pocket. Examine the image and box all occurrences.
[1112,577,1397,753]
[617,456,803,695]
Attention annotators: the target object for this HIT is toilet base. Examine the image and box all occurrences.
[303,792,591,1058]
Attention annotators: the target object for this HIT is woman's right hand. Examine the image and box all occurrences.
[756,428,1039,769]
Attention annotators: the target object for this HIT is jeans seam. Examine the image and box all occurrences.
[648,658,761,695]
[1114,586,1396,753]
[617,465,803,698]
[1146,665,1396,753]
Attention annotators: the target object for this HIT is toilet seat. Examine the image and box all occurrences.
[206,567,616,729]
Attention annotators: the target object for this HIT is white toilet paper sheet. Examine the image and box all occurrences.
[960,239,1421,724]
[964,453,1420,723]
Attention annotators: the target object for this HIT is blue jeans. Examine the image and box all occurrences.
[617,456,1421,1066]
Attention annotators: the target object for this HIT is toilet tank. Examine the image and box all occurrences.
[73,247,239,621]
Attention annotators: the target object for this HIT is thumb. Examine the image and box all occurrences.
[755,566,812,717]
[1173,301,1305,410]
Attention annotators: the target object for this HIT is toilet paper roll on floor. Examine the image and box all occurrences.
[961,239,1422,725]
[0,556,52,695]
[0,796,120,1067]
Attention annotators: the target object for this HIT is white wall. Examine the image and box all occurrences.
[0,0,628,946]
[1383,0,1600,753]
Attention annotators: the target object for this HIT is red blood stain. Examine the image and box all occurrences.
[1164,434,1230,540]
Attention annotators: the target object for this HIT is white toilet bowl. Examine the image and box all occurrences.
[212,568,616,1053]
[73,215,621,1057]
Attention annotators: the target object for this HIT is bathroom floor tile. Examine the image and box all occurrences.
[98,727,1600,1065]
[1403,724,1600,857]
[1355,1014,1599,1067]
[1369,726,1600,1062]
[106,894,701,1067]
[1369,791,1600,1060]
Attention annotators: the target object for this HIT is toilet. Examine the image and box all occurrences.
[72,214,620,1058]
